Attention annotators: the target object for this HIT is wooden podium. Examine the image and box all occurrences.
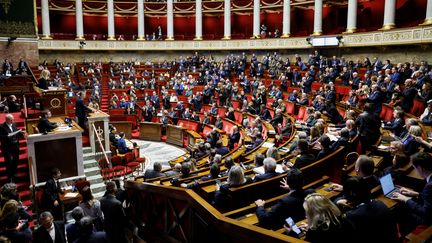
[27,118,84,184]
[34,86,68,116]
[88,111,110,154]
[166,124,184,147]
[139,122,162,141]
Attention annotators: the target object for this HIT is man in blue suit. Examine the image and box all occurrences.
[392,152,432,234]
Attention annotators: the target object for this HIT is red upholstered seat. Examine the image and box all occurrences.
[410,99,425,117]
[111,155,126,177]
[285,101,295,115]
[296,106,306,120]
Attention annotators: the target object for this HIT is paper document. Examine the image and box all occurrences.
[64,192,79,198]
[262,142,275,148]
[8,129,22,137]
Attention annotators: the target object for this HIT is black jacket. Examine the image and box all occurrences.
[100,194,128,243]
[38,117,58,133]
[33,221,66,243]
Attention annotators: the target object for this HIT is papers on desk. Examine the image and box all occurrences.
[56,126,71,132]
[262,142,275,148]
[253,164,286,175]
[278,147,290,153]
[64,192,79,198]
[326,133,339,142]
[378,145,390,150]
[8,129,22,137]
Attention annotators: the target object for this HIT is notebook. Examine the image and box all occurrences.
[379,173,401,199]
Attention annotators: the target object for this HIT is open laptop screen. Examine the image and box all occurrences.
[380,174,395,196]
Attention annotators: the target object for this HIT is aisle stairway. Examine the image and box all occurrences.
[100,73,110,113]
[82,147,106,199]
[0,113,32,209]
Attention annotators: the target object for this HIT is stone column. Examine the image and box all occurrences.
[313,0,322,35]
[195,0,203,40]
[75,0,85,40]
[253,0,260,38]
[166,0,174,40]
[107,0,116,40]
[41,0,52,39]
[345,0,357,33]
[381,0,396,30]
[282,0,290,37]
[223,0,231,39]
[421,0,432,25]
[137,0,145,40]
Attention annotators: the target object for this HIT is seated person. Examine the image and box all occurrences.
[220,157,235,177]
[117,132,130,154]
[215,140,230,156]
[330,128,351,150]
[193,143,208,158]
[253,158,280,182]
[255,168,312,230]
[143,162,165,180]
[392,152,432,234]
[342,177,399,243]
[213,166,252,208]
[0,212,32,242]
[379,140,409,180]
[200,163,221,182]
[270,109,283,128]
[37,110,58,133]
[292,139,315,169]
[316,135,334,160]
[164,163,182,177]
[109,124,118,146]
[332,155,379,198]
[227,126,241,149]
[383,109,405,138]
[246,133,264,152]
[214,115,223,130]
[402,125,422,156]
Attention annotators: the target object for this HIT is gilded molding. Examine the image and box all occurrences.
[38,26,432,51]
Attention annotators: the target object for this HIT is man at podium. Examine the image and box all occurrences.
[37,110,58,134]
[75,92,94,133]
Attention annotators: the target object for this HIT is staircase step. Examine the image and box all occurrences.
[86,174,104,185]
[82,147,93,154]
[84,166,101,177]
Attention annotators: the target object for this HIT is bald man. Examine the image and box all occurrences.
[0,114,24,182]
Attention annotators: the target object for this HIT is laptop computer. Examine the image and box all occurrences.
[379,173,401,199]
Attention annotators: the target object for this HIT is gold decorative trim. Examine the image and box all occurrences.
[75,35,85,40]
[312,31,322,36]
[343,28,357,34]
[41,35,52,40]
[107,36,116,40]
[420,18,432,26]
[136,36,145,40]
[281,33,290,38]
[380,23,395,30]
[50,98,61,109]
[165,36,175,41]
[222,35,231,40]
[194,36,203,40]
[250,35,260,39]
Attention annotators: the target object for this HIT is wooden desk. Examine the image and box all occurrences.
[139,122,162,141]
[166,124,184,147]
[186,130,203,148]
[110,121,133,139]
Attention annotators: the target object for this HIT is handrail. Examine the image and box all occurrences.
[91,123,111,167]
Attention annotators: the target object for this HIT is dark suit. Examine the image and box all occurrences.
[100,194,128,243]
[215,146,230,156]
[293,152,316,169]
[33,221,66,243]
[66,222,81,243]
[143,169,165,180]
[74,232,109,243]
[214,120,223,130]
[38,117,58,133]
[355,111,381,152]
[346,200,398,243]
[42,178,63,220]
[228,131,241,149]
[253,171,280,182]
[256,189,312,229]
[0,122,21,180]
[404,178,432,226]
[75,98,89,129]
[383,118,404,137]
[38,78,49,90]
[0,229,32,243]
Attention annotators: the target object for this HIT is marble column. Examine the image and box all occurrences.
[381,0,396,30]
[137,0,145,40]
[422,0,432,25]
[107,0,116,40]
[223,0,231,39]
[253,0,260,38]
[41,0,52,39]
[282,0,290,37]
[313,0,322,35]
[75,0,85,40]
[195,0,202,40]
[166,0,174,40]
[345,0,357,33]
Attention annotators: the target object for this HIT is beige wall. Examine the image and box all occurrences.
[0,39,39,67]
[38,45,432,65]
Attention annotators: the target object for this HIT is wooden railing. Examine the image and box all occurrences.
[124,181,305,243]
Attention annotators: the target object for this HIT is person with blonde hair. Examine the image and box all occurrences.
[285,193,354,242]
[213,166,252,208]
[37,69,50,90]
